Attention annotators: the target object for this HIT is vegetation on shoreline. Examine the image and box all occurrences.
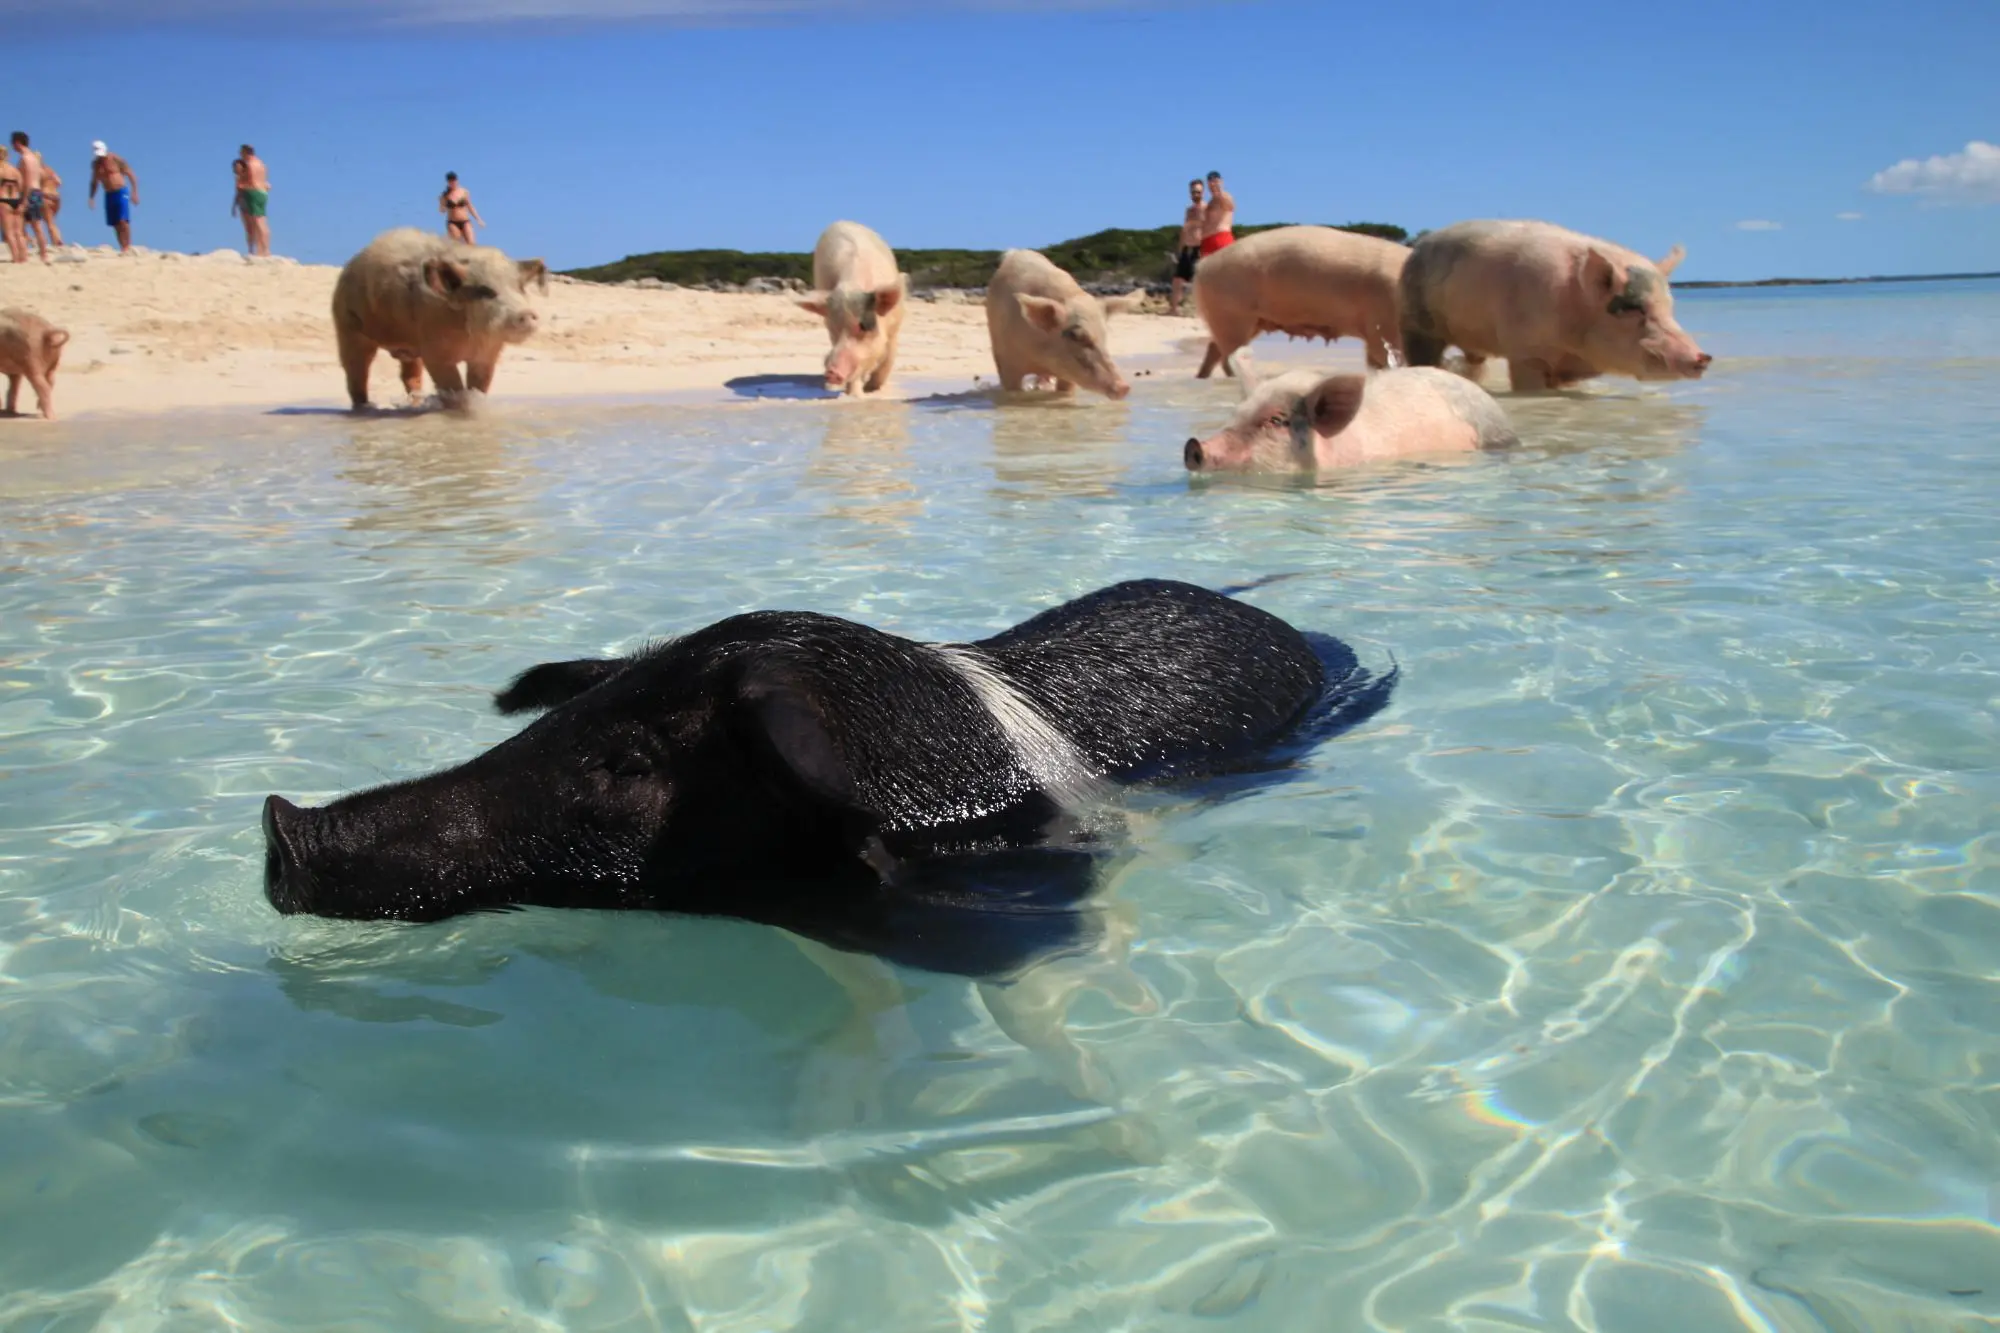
[564,222,1410,288]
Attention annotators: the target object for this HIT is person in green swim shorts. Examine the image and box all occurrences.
[231,144,271,257]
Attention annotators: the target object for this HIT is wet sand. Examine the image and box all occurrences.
[2,246,1210,417]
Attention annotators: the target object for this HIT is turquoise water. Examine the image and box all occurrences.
[2,280,1996,1330]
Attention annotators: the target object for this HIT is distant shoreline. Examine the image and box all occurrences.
[1673,271,2000,290]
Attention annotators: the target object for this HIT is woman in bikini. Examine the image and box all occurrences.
[0,151,26,264]
[439,172,483,244]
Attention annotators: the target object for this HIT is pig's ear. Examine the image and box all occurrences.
[873,278,906,316]
[1101,290,1147,318]
[1305,374,1368,436]
[1655,244,1687,278]
[797,292,832,318]
[1582,248,1627,302]
[517,258,549,293]
[1016,294,1067,334]
[735,667,883,831]
[424,257,470,297]
[45,328,70,351]
[495,658,628,714]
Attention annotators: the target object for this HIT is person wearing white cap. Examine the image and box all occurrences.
[87,140,139,253]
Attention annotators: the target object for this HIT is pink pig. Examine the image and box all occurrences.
[1184,365,1516,474]
[0,308,68,420]
[1192,225,1410,377]
[797,221,907,395]
[1399,219,1711,391]
[984,249,1144,400]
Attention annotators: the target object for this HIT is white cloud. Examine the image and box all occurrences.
[1835,211,1864,221]
[1734,219,1782,232]
[1866,140,2000,204]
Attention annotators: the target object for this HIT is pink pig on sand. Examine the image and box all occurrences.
[797,221,907,396]
[0,308,68,420]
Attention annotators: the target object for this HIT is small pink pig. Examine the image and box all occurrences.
[1184,365,1516,474]
[798,221,907,395]
[0,308,69,420]
[1400,220,1711,391]
[984,250,1144,400]
[1192,225,1410,377]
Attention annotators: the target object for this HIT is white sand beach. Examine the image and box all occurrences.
[1,246,1209,416]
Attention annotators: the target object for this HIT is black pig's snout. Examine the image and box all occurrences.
[263,794,311,913]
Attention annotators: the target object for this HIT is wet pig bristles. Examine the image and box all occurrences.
[261,580,1394,977]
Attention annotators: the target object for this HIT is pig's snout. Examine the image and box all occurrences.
[1184,437,1204,471]
[263,794,313,914]
[1108,379,1132,401]
[1690,351,1714,376]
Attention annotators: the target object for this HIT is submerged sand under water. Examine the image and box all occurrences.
[0,282,1996,1330]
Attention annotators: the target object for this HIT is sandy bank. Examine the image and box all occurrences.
[0,246,1210,418]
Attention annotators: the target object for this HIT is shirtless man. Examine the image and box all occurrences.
[88,141,138,253]
[1169,178,1204,316]
[12,133,50,262]
[439,171,482,243]
[1200,170,1236,258]
[232,144,271,256]
[0,146,24,263]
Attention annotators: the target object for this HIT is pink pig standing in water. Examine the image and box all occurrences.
[797,221,907,395]
[1399,220,1712,392]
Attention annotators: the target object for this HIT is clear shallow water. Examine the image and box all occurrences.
[1,281,1997,1331]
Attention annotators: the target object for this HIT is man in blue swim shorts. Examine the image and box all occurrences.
[88,140,138,253]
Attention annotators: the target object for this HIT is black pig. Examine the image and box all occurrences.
[263,579,1392,975]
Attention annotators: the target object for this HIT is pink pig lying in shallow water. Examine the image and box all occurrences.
[1183,365,1517,474]
[1399,219,1711,392]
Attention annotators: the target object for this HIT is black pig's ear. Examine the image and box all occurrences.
[737,668,866,812]
[494,659,627,714]
[734,665,892,876]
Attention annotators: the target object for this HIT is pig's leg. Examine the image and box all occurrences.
[392,352,425,404]
[1402,326,1448,368]
[425,357,469,408]
[1052,378,1076,395]
[466,356,499,396]
[993,354,1032,393]
[26,370,53,419]
[337,327,379,411]
[1196,341,1225,378]
[862,345,895,394]
[1508,358,1555,393]
[1460,353,1489,383]
[3,373,18,415]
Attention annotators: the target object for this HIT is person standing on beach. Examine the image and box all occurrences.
[1169,178,1205,316]
[439,172,482,243]
[88,141,138,253]
[13,134,51,262]
[30,160,62,251]
[0,148,25,263]
[232,144,271,256]
[1200,171,1236,258]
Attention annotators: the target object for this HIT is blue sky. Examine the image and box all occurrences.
[11,0,1996,279]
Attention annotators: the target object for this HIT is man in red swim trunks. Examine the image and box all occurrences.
[1199,170,1236,257]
